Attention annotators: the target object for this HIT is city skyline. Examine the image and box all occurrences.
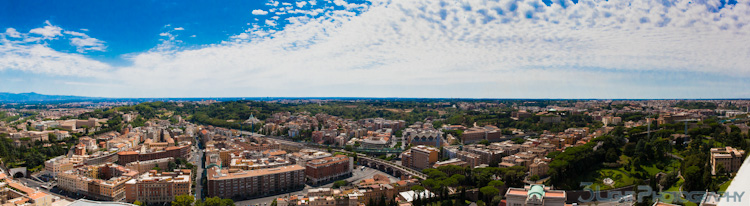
[2,0,750,99]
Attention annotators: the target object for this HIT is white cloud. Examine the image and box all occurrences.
[282,2,292,6]
[252,9,269,15]
[332,0,360,10]
[266,0,279,7]
[265,19,277,26]
[0,43,111,77]
[4,22,107,53]
[4,28,21,38]
[70,37,106,53]
[63,30,87,37]
[159,32,170,36]
[28,21,63,40]
[233,33,250,40]
[297,1,307,8]
[3,0,750,98]
[190,35,197,38]
[309,0,317,6]
[174,27,185,31]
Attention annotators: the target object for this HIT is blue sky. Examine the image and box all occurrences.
[1,0,749,98]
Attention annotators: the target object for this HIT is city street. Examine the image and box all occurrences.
[235,166,397,206]
[192,137,205,199]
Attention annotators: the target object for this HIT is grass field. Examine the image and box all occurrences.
[586,169,637,190]
[640,158,681,177]
[666,178,684,192]
[719,179,732,192]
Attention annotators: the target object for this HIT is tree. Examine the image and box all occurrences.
[134,200,144,206]
[197,197,234,206]
[450,174,465,184]
[478,139,490,146]
[168,161,178,171]
[530,175,540,181]
[605,148,619,162]
[172,194,195,206]
[411,185,426,192]
[271,199,278,206]
[488,180,505,188]
[333,180,348,188]
[479,186,500,203]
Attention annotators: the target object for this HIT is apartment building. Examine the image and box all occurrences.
[124,170,192,204]
[124,157,173,174]
[401,145,439,170]
[206,165,305,199]
[456,151,480,168]
[117,144,190,165]
[465,145,504,165]
[44,155,74,178]
[461,128,486,144]
[288,149,332,166]
[56,163,137,202]
[305,155,352,185]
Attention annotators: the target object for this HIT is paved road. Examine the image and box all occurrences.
[192,137,205,199]
[235,166,396,206]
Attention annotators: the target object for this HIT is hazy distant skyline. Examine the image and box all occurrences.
[1,0,749,99]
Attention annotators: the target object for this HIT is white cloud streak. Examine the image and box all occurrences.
[28,21,63,40]
[252,9,269,15]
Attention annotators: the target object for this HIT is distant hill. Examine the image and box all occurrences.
[0,92,99,102]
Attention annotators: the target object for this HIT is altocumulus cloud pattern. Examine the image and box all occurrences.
[1,0,749,98]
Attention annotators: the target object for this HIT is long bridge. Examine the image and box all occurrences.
[354,153,427,179]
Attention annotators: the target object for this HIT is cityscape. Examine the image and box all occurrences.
[0,98,748,206]
[1,0,750,206]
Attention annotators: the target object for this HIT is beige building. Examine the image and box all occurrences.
[710,147,746,175]
[456,151,480,168]
[529,159,549,177]
[125,157,173,174]
[125,170,192,204]
[44,156,74,178]
[506,185,566,206]
[56,164,136,201]
[401,145,439,170]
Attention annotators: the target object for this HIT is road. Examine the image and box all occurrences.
[192,136,205,199]
[235,166,396,206]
